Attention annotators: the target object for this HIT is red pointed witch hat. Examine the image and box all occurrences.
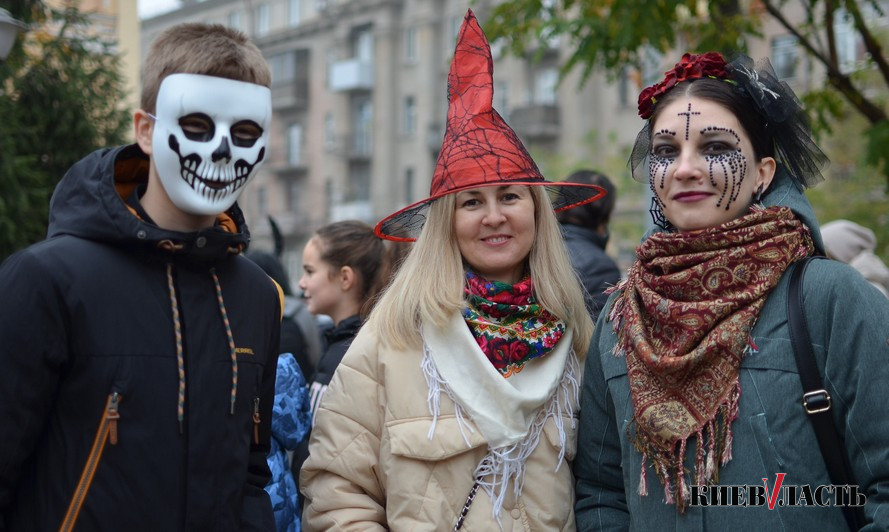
[374,9,606,242]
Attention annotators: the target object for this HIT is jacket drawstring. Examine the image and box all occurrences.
[166,264,186,434]
[166,265,240,436]
[210,268,238,415]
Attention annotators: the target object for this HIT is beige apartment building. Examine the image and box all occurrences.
[140,0,644,277]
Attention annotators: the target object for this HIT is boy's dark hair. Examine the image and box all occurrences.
[141,23,272,113]
[314,220,390,318]
[556,169,616,230]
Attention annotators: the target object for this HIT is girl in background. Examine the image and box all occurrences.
[291,220,390,482]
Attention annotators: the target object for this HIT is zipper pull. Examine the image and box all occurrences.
[107,392,121,445]
[252,397,261,444]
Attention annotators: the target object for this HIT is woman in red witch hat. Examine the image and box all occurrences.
[299,9,605,530]
[573,52,889,530]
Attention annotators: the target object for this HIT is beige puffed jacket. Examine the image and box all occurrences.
[299,313,582,531]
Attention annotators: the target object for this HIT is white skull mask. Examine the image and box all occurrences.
[151,73,272,216]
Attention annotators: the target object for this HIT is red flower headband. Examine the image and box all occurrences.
[637,52,730,119]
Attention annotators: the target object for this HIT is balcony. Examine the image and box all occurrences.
[330,200,373,222]
[329,58,374,92]
[508,104,560,141]
[346,132,373,160]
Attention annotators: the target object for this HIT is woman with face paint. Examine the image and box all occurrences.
[299,11,605,531]
[573,53,889,530]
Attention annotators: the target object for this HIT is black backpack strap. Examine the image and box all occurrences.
[787,256,866,530]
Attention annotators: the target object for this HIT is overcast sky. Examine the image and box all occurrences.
[137,0,181,19]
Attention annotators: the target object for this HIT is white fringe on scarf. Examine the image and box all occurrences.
[421,344,581,526]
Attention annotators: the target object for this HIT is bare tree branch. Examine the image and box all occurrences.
[762,0,887,123]
[843,0,889,87]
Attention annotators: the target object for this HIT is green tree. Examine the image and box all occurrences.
[0,0,130,260]
[484,0,889,187]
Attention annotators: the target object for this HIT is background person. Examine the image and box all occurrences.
[821,219,889,298]
[299,10,604,530]
[557,169,621,320]
[290,220,391,494]
[573,52,889,530]
[0,23,281,530]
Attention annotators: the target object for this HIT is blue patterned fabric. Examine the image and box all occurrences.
[265,353,312,532]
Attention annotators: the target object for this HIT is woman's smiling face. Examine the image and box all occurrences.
[453,185,536,284]
[649,96,775,232]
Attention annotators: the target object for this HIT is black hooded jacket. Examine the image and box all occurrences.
[0,144,281,531]
[561,223,622,321]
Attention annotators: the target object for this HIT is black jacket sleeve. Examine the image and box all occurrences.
[0,248,69,529]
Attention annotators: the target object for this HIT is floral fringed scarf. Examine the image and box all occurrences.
[463,271,565,377]
[609,206,814,510]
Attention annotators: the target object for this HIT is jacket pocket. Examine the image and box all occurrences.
[543,415,578,461]
[60,391,122,532]
[387,416,487,461]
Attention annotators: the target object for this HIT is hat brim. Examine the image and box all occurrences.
[374,180,607,242]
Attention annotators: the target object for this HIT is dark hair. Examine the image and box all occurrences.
[245,251,293,296]
[556,170,616,230]
[315,220,391,318]
[650,78,772,161]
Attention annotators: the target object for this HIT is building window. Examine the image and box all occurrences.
[257,187,268,217]
[404,96,417,135]
[347,164,371,202]
[534,68,558,105]
[354,26,374,61]
[228,10,241,30]
[494,81,509,114]
[771,35,798,80]
[289,0,301,26]
[324,112,336,150]
[256,3,270,37]
[288,123,303,167]
[404,27,417,63]
[289,179,304,212]
[405,167,414,203]
[834,9,858,73]
[353,99,373,157]
[269,52,296,84]
[618,67,630,109]
[449,15,462,44]
[641,47,664,87]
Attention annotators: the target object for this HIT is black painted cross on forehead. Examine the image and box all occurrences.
[678,103,701,140]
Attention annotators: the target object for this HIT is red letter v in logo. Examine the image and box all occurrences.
[763,473,787,510]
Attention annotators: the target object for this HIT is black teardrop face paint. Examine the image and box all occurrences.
[699,126,748,210]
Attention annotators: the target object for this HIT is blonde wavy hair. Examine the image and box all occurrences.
[369,186,593,355]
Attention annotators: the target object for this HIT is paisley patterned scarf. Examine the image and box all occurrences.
[463,271,565,377]
[609,206,814,509]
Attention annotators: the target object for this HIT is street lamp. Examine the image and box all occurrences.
[0,8,26,62]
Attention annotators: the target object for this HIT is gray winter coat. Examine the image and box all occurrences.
[574,168,889,531]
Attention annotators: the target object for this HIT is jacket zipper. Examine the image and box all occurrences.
[60,392,122,532]
[253,396,261,444]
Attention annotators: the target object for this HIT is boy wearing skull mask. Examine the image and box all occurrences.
[0,23,281,530]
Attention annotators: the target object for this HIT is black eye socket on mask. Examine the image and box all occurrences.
[231,120,263,147]
[178,113,215,142]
